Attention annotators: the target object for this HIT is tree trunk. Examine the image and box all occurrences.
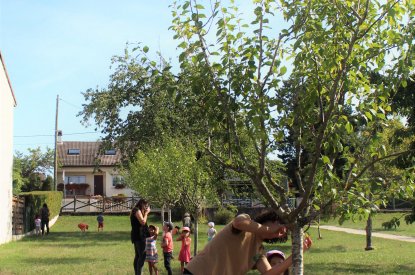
[365,214,374,250]
[167,207,172,223]
[291,224,304,275]
[317,215,322,239]
[193,214,198,256]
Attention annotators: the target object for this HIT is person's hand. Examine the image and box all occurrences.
[145,205,151,214]
[266,223,288,239]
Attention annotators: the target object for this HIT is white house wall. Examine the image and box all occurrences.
[0,57,15,245]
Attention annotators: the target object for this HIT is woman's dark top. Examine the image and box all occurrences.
[130,207,149,243]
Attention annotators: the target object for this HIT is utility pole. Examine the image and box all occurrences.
[54,94,59,191]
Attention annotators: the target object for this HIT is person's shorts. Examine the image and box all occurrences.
[98,222,104,228]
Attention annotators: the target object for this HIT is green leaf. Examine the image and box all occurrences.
[345,122,353,134]
[143,46,149,53]
[322,155,330,164]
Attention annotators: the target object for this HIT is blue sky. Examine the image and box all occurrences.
[1,0,176,153]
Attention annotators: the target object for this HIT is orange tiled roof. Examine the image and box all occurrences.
[58,141,121,167]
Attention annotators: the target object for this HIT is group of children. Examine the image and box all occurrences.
[35,213,105,236]
[143,219,217,275]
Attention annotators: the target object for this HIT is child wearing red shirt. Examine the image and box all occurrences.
[161,222,174,275]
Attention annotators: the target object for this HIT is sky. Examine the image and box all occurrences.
[0,0,176,154]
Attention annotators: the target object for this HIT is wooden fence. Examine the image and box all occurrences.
[12,196,25,235]
[60,196,170,218]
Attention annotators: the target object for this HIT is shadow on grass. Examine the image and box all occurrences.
[307,245,348,253]
[22,256,92,265]
[21,231,130,248]
[306,262,414,274]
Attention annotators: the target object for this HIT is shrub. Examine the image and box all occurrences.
[19,191,62,232]
[213,207,237,225]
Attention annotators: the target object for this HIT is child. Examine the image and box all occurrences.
[183,213,192,229]
[34,215,41,236]
[172,225,181,235]
[145,225,159,275]
[266,250,289,275]
[161,222,174,275]
[97,213,104,232]
[177,226,191,274]
[207,221,216,241]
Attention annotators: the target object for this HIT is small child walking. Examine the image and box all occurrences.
[97,213,104,232]
[207,221,216,241]
[177,226,191,274]
[145,225,159,275]
[34,215,41,236]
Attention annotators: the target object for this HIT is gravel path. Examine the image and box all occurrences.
[318,225,415,243]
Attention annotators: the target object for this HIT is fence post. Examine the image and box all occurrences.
[74,196,76,213]
[103,196,106,213]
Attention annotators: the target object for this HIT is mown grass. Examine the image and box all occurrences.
[320,212,415,237]
[0,214,414,274]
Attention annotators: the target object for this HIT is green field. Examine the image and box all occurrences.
[0,214,414,274]
[320,212,415,237]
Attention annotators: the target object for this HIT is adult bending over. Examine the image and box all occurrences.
[131,199,151,275]
[184,209,311,275]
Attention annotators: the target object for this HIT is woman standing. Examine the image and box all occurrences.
[131,199,151,275]
[40,203,50,236]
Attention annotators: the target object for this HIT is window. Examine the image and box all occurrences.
[112,175,125,186]
[105,149,116,155]
[65,176,86,184]
[68,149,80,155]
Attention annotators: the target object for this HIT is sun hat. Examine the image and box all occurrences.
[208,222,214,227]
[266,250,286,260]
[182,226,190,232]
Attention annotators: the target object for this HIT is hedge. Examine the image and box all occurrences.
[19,191,63,232]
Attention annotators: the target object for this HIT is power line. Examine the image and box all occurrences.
[14,131,99,138]
[60,98,83,110]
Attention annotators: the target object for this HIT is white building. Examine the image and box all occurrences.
[0,52,17,245]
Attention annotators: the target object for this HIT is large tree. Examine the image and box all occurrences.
[168,1,414,273]
[79,1,414,273]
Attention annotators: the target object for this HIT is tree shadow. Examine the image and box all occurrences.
[22,256,92,265]
[22,231,130,248]
[305,262,414,274]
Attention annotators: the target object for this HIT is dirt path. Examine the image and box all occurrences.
[318,225,415,243]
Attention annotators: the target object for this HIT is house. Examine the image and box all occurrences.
[57,141,134,198]
[0,51,17,245]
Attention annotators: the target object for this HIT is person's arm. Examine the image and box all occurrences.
[185,237,191,246]
[161,234,168,247]
[256,254,293,275]
[135,206,150,225]
[154,226,159,240]
[232,214,287,240]
[257,235,313,275]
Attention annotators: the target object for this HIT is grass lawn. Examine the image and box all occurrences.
[0,214,414,274]
[320,212,415,238]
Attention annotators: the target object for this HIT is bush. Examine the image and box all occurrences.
[213,207,237,225]
[19,191,62,232]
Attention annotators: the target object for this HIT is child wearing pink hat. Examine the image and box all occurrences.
[177,226,191,274]
[266,250,289,275]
